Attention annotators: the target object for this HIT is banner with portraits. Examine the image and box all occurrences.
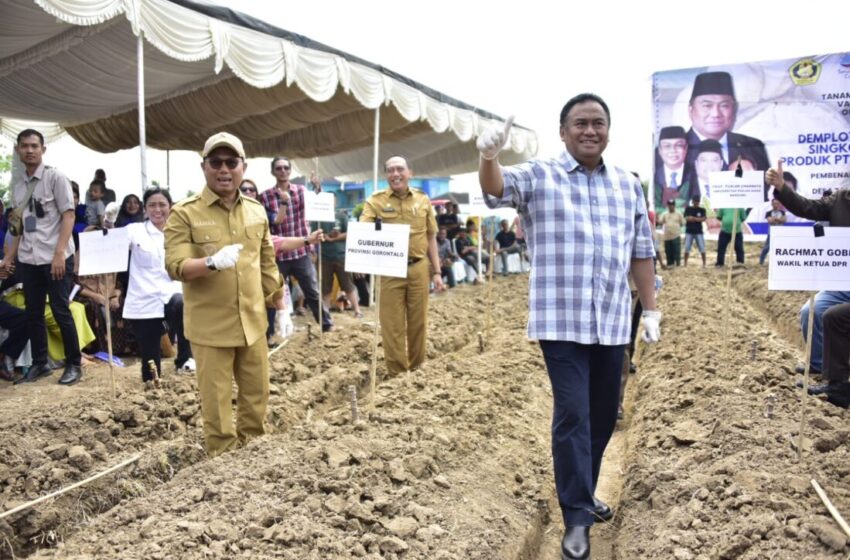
[652,53,850,235]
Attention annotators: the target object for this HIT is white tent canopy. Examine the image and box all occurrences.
[0,0,537,181]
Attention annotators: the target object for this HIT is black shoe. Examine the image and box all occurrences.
[322,324,334,333]
[629,362,636,374]
[58,365,82,385]
[795,380,832,394]
[13,363,53,385]
[592,497,614,522]
[824,383,850,409]
[795,364,822,375]
[561,526,590,560]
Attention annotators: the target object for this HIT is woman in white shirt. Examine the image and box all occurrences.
[112,188,194,385]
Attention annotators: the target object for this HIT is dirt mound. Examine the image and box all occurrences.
[615,265,849,559]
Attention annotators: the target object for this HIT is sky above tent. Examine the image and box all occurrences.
[4,0,849,200]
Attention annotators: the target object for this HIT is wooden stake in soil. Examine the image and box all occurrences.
[267,338,289,359]
[104,275,116,399]
[811,479,850,540]
[369,275,382,411]
[0,454,141,521]
[798,293,816,462]
[486,219,495,335]
[348,384,359,423]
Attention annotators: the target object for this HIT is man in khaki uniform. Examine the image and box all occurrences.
[360,156,445,374]
[165,132,322,456]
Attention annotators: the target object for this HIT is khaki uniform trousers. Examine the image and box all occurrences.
[379,258,430,374]
[194,336,269,456]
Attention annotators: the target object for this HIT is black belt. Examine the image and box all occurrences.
[408,257,422,265]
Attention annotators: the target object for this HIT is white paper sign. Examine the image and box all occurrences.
[304,191,336,222]
[708,171,766,209]
[768,226,850,291]
[468,192,489,216]
[78,228,131,275]
[344,222,410,278]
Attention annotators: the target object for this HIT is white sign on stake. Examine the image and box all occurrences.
[768,226,850,291]
[78,229,131,276]
[708,170,767,209]
[304,191,336,222]
[468,192,489,216]
[345,222,410,278]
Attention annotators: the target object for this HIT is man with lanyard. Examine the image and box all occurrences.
[360,156,445,375]
[6,129,82,385]
[258,159,332,332]
[477,94,660,560]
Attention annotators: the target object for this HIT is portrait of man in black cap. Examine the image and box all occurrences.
[654,125,695,213]
[684,71,770,172]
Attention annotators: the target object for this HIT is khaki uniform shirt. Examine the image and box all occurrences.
[12,163,75,265]
[359,187,437,260]
[164,187,283,347]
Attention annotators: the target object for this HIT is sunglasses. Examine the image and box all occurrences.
[274,165,291,171]
[240,187,257,193]
[206,157,242,170]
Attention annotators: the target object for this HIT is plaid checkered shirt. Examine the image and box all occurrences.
[258,183,310,260]
[485,150,655,345]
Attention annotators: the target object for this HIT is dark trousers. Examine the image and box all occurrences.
[354,274,371,308]
[539,340,624,526]
[441,265,456,288]
[277,254,332,330]
[823,303,850,383]
[716,231,744,266]
[129,294,191,381]
[0,300,28,360]
[663,237,681,266]
[461,252,489,274]
[18,257,80,367]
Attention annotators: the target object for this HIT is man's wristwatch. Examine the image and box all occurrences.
[205,256,217,271]
[303,237,310,246]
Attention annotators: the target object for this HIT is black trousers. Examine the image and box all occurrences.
[716,231,744,266]
[0,300,28,360]
[129,293,192,381]
[539,340,624,526]
[18,257,80,367]
[277,254,332,330]
[824,303,850,383]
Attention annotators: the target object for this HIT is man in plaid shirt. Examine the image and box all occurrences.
[477,93,661,560]
[258,157,332,332]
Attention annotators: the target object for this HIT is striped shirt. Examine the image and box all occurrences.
[258,183,310,260]
[485,150,655,345]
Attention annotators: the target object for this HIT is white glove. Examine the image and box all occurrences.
[210,244,243,270]
[104,202,120,223]
[476,116,514,160]
[276,309,295,339]
[641,310,662,343]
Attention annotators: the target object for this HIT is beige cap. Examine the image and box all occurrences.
[202,132,246,158]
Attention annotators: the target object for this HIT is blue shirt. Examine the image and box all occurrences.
[485,151,654,345]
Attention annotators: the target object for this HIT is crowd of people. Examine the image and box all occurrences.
[2,85,846,560]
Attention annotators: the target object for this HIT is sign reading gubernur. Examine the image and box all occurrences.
[344,222,410,279]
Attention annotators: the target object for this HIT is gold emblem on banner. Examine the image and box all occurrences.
[789,58,821,86]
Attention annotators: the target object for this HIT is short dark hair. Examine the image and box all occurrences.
[560,93,611,126]
[71,181,80,197]
[384,155,409,171]
[89,179,106,192]
[143,186,172,207]
[270,156,290,173]
[16,128,44,146]
[94,168,107,182]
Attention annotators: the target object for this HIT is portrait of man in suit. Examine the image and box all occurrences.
[654,125,695,214]
[685,71,770,172]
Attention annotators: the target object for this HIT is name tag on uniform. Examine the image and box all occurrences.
[382,206,396,213]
